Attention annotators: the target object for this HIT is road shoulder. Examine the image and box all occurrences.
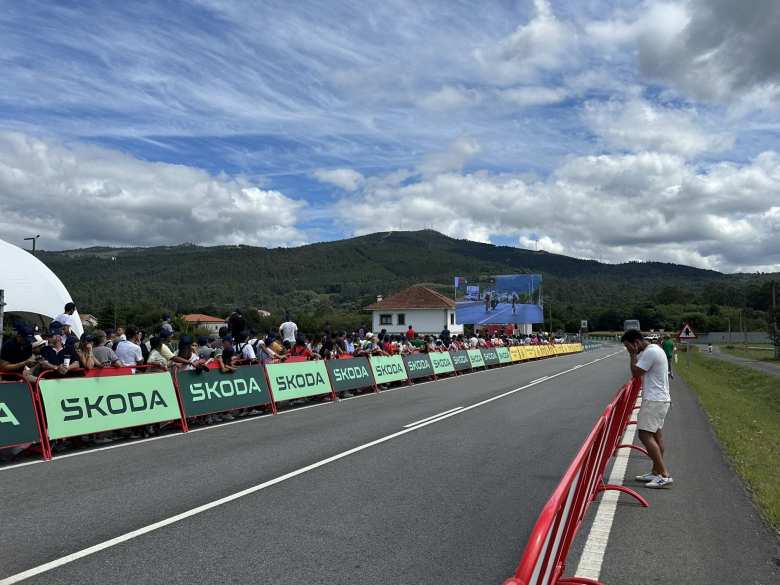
[571,373,780,585]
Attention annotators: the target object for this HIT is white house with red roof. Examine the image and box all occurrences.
[182,313,227,334]
[365,285,462,335]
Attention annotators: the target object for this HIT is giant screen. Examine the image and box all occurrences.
[454,274,544,325]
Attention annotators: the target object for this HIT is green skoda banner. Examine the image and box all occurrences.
[467,349,485,369]
[326,357,374,392]
[450,350,472,371]
[429,352,455,375]
[40,373,181,440]
[403,353,435,380]
[176,365,271,417]
[0,381,43,448]
[370,355,408,385]
[496,347,513,364]
[481,347,501,366]
[266,360,333,402]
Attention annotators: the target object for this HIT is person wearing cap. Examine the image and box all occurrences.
[40,329,80,375]
[0,324,36,372]
[158,329,175,361]
[20,335,47,383]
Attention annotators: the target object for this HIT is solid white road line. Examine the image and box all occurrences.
[0,350,622,585]
[403,407,463,428]
[0,349,615,474]
[529,376,549,384]
[573,397,641,580]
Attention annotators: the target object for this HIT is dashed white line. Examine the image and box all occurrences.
[403,407,463,428]
[0,350,622,585]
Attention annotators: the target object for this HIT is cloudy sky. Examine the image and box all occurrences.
[1,0,779,272]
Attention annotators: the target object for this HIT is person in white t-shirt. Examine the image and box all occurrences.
[279,315,298,344]
[622,329,673,489]
[114,326,144,366]
[54,302,78,330]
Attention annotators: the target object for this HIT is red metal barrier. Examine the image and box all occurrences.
[0,372,52,460]
[503,378,647,585]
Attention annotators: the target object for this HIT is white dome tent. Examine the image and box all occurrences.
[0,238,83,338]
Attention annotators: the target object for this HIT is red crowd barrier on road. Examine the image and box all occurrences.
[503,377,646,585]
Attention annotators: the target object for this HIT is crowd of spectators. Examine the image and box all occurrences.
[1,304,570,381]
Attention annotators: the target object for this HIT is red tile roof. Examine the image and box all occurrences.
[365,286,455,310]
[182,313,225,323]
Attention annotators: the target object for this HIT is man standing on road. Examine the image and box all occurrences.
[662,334,675,379]
[622,329,673,489]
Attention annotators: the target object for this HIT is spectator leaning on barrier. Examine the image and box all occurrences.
[75,333,100,370]
[622,329,673,489]
[235,332,256,362]
[21,335,47,383]
[0,323,35,372]
[115,326,144,366]
[146,336,168,369]
[92,331,123,368]
[218,336,238,373]
[40,328,80,374]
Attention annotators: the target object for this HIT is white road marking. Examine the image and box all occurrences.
[0,349,615,473]
[529,376,549,384]
[403,407,463,428]
[573,396,642,580]
[0,350,621,584]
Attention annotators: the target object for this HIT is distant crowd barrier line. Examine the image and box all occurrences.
[1,343,583,461]
[502,375,648,585]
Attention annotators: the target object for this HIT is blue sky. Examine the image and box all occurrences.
[1,0,779,271]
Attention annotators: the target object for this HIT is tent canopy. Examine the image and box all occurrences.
[0,238,83,337]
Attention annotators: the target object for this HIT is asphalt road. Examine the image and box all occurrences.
[455,301,542,325]
[702,346,780,378]
[1,348,625,584]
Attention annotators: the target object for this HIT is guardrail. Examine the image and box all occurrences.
[502,377,647,585]
[1,344,584,461]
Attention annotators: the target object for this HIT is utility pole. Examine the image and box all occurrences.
[0,289,5,349]
[24,235,40,256]
[773,281,779,359]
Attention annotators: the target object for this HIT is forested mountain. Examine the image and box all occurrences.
[37,230,777,333]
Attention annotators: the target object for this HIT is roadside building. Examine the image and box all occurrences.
[366,285,463,335]
[182,313,227,335]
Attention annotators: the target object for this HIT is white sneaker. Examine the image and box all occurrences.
[635,472,660,482]
[645,476,674,489]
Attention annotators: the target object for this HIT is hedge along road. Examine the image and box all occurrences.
[0,347,625,584]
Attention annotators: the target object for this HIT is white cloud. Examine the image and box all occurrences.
[582,97,733,157]
[312,168,365,191]
[0,132,304,249]
[498,86,568,107]
[419,137,482,176]
[474,0,575,84]
[419,86,482,111]
[334,149,780,272]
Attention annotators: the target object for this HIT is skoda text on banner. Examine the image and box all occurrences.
[369,355,409,385]
[481,348,501,366]
[326,357,374,393]
[429,352,455,375]
[176,366,272,418]
[266,360,333,402]
[495,347,513,364]
[466,349,485,369]
[0,381,43,448]
[449,350,472,371]
[40,373,182,440]
[403,353,435,380]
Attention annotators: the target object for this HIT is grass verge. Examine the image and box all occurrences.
[677,352,780,534]
[720,344,779,362]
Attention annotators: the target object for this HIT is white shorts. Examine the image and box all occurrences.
[637,400,670,433]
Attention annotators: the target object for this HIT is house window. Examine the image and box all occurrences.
[450,312,455,325]
[380,314,393,325]
[397,313,406,325]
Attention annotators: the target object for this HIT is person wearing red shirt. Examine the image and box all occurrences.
[290,336,313,359]
[406,325,416,339]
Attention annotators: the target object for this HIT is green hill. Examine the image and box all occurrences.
[37,230,776,333]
